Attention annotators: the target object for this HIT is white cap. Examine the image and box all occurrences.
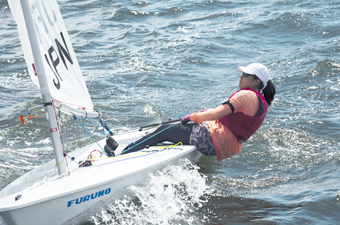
[237,63,270,84]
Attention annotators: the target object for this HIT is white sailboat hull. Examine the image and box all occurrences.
[0,128,202,225]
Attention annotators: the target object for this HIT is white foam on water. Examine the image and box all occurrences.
[91,159,211,225]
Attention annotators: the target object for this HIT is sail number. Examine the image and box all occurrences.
[31,1,74,90]
[45,32,74,90]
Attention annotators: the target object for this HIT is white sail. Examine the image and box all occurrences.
[8,0,100,118]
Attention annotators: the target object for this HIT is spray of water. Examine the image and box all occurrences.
[92,159,211,225]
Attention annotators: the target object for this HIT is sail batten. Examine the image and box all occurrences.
[8,0,100,118]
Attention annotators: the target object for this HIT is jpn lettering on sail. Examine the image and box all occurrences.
[8,0,100,118]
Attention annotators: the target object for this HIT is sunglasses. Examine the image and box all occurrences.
[242,73,261,81]
[242,72,255,77]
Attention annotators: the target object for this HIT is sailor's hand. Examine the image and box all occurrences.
[181,114,191,124]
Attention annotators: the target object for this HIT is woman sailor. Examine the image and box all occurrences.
[116,63,276,161]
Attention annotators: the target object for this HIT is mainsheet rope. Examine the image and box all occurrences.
[56,114,111,174]
[72,114,107,155]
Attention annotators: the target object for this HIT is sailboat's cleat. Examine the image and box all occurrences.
[106,136,118,150]
[79,160,92,167]
[104,136,118,157]
[104,144,115,157]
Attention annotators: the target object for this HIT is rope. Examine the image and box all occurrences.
[156,141,183,150]
[52,100,70,175]
[72,114,107,155]
[55,159,65,175]
[51,99,86,110]
[59,116,114,172]
[73,116,112,136]
[88,150,102,159]
[178,114,187,119]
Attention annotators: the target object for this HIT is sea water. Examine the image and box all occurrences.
[1,0,340,224]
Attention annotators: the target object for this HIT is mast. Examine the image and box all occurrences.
[20,0,67,177]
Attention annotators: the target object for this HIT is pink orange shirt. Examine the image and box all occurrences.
[189,90,260,161]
